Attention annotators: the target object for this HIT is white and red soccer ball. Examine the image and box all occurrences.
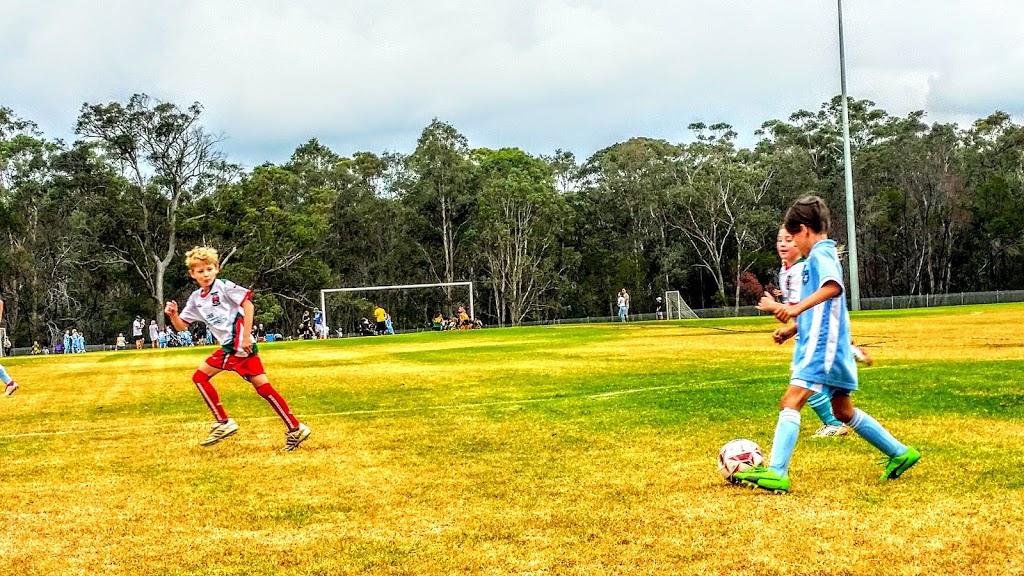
[718,439,765,482]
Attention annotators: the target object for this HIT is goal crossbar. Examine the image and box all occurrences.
[320,281,474,331]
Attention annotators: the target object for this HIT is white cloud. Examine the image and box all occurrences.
[2,0,1022,165]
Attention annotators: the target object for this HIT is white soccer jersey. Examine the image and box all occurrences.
[178,279,253,355]
[779,259,805,305]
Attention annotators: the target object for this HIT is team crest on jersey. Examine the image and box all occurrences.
[211,293,221,306]
[802,268,809,285]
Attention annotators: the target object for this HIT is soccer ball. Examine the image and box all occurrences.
[718,439,765,482]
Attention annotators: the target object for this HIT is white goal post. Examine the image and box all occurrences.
[320,281,474,332]
[664,290,699,320]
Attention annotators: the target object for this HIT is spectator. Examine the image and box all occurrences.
[31,341,42,355]
[116,333,127,350]
[255,323,267,343]
[432,311,444,331]
[617,290,628,322]
[373,304,387,336]
[656,296,665,320]
[149,320,160,349]
[313,308,325,339]
[3,336,11,357]
[132,316,145,350]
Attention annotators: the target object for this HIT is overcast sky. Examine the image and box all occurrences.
[3,0,1022,167]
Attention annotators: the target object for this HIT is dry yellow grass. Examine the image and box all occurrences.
[1,304,1023,575]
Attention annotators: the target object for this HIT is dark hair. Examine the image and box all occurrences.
[783,195,831,234]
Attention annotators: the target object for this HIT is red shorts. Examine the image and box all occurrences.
[205,349,266,379]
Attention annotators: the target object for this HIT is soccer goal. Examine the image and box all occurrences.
[664,290,699,320]
[320,281,475,335]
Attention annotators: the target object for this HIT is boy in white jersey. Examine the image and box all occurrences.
[164,246,311,451]
[736,196,919,493]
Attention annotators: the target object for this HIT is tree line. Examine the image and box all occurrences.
[1,94,1022,344]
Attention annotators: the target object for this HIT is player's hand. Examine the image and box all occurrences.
[772,288,783,298]
[774,304,799,323]
[164,301,179,317]
[773,326,794,344]
[756,292,778,313]
[241,333,254,354]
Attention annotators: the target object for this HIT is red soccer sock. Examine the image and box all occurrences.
[255,383,300,430]
[193,371,229,422]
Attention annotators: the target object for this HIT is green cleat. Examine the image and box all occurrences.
[880,446,921,481]
[733,466,791,493]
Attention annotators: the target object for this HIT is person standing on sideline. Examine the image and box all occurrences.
[622,288,630,320]
[132,316,145,350]
[165,246,311,450]
[149,320,160,349]
[735,195,919,493]
[616,290,628,322]
[655,296,665,320]
[0,297,20,396]
[373,304,387,335]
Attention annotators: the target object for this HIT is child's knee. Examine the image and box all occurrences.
[192,370,211,384]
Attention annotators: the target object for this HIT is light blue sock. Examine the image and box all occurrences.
[768,408,801,477]
[847,408,907,458]
[0,365,11,385]
[808,392,843,426]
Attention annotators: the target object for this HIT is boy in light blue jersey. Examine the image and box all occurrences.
[735,195,920,493]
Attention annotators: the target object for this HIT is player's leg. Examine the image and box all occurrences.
[734,384,816,492]
[194,359,237,446]
[808,392,848,437]
[243,360,310,451]
[1,363,18,396]
[831,394,919,480]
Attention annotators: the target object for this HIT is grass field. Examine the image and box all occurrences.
[2,304,1023,575]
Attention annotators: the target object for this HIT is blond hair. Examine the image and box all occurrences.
[185,246,219,269]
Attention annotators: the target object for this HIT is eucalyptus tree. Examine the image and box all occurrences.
[75,94,226,326]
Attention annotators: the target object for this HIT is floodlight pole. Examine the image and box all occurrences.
[838,0,861,311]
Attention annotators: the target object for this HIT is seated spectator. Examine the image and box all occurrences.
[116,333,127,350]
[432,312,444,331]
[31,341,42,355]
[458,307,472,329]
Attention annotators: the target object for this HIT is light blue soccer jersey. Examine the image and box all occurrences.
[791,239,858,390]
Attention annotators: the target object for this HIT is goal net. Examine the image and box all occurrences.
[320,281,475,336]
[664,290,699,320]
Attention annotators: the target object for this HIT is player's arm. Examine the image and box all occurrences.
[240,299,255,353]
[773,323,798,344]
[774,281,842,323]
[164,301,189,332]
[756,291,783,317]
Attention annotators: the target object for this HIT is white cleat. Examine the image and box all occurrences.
[201,418,238,446]
[812,424,850,438]
[3,382,18,397]
[282,423,311,452]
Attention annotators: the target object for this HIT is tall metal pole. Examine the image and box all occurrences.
[838,0,861,310]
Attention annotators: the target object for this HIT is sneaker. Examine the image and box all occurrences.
[880,446,921,481]
[3,382,18,397]
[282,423,311,452]
[851,344,873,366]
[733,466,791,493]
[201,418,238,446]
[812,424,850,438]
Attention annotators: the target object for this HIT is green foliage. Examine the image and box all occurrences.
[4,95,1024,339]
